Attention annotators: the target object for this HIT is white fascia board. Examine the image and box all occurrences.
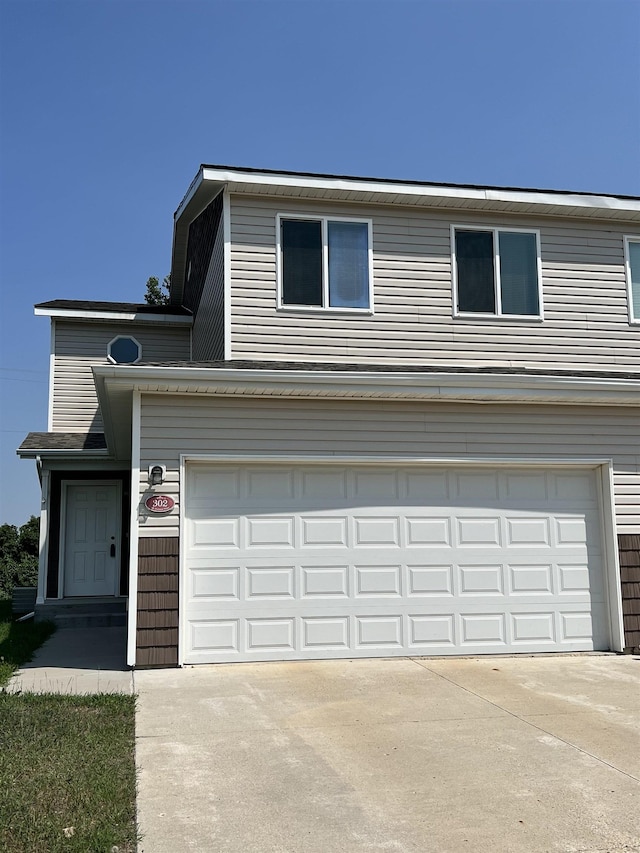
[92,364,640,407]
[200,167,640,216]
[17,448,110,460]
[174,168,204,221]
[34,308,193,325]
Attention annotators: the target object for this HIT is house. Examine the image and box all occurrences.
[18,164,640,668]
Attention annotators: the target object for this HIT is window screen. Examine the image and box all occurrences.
[499,231,539,316]
[328,221,369,308]
[281,219,322,306]
[628,241,640,320]
[455,230,496,313]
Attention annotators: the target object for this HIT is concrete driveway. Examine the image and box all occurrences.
[135,655,640,853]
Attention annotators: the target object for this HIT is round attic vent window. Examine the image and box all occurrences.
[107,335,142,364]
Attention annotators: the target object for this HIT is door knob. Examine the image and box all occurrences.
[110,543,116,558]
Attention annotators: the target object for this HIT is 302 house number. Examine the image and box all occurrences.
[145,495,175,513]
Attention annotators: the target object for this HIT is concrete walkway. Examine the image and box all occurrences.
[7,625,133,694]
[135,655,640,853]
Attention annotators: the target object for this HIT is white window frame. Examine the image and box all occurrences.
[623,236,640,325]
[276,213,374,314]
[451,224,544,320]
[107,334,142,364]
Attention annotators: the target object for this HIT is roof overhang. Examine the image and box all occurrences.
[169,164,640,305]
[93,363,640,461]
[34,307,193,325]
[17,448,111,460]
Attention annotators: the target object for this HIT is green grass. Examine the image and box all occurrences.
[0,599,138,851]
[0,692,138,852]
[0,598,55,687]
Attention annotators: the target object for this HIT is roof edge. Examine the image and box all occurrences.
[198,163,640,206]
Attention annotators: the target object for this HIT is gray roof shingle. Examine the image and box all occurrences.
[18,432,108,452]
[132,359,640,381]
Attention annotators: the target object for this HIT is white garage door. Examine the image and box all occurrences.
[183,464,609,663]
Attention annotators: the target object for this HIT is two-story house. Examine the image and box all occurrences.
[18,165,640,668]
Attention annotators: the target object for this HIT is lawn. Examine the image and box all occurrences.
[0,599,138,852]
[0,692,138,852]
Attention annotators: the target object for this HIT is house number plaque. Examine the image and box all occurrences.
[145,495,175,513]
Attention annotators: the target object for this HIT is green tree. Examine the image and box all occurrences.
[0,516,40,598]
[144,274,171,305]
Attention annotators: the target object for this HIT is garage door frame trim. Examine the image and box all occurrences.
[178,454,624,665]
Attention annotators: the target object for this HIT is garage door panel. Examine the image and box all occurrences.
[409,614,456,647]
[505,517,551,547]
[504,471,549,501]
[301,566,350,597]
[246,566,295,599]
[301,517,348,546]
[355,566,402,597]
[406,470,450,501]
[184,464,609,662]
[456,517,501,547]
[302,617,350,649]
[190,566,240,600]
[553,471,598,502]
[459,564,504,595]
[246,516,295,547]
[186,561,603,605]
[406,517,451,546]
[408,565,454,596]
[511,612,555,644]
[301,469,349,500]
[190,517,240,548]
[454,471,501,501]
[185,610,606,662]
[509,564,553,594]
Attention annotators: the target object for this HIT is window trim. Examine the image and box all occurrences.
[623,236,640,325]
[107,335,142,364]
[451,224,544,320]
[276,213,374,314]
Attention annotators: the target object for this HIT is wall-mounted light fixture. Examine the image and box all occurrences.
[148,464,166,486]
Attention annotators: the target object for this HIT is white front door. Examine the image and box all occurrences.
[63,482,120,597]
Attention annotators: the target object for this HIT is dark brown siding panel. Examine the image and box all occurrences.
[136,536,179,667]
[139,538,180,557]
[619,534,640,654]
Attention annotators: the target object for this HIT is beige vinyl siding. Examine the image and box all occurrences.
[52,322,191,432]
[229,196,640,369]
[191,204,225,361]
[137,394,640,536]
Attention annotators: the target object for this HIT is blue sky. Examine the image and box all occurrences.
[0,0,639,526]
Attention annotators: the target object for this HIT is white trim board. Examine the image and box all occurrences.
[127,391,141,667]
[35,307,193,325]
[624,235,640,325]
[223,188,232,360]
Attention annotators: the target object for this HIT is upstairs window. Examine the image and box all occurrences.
[278,215,372,310]
[107,335,141,364]
[453,227,542,318]
[625,237,640,323]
